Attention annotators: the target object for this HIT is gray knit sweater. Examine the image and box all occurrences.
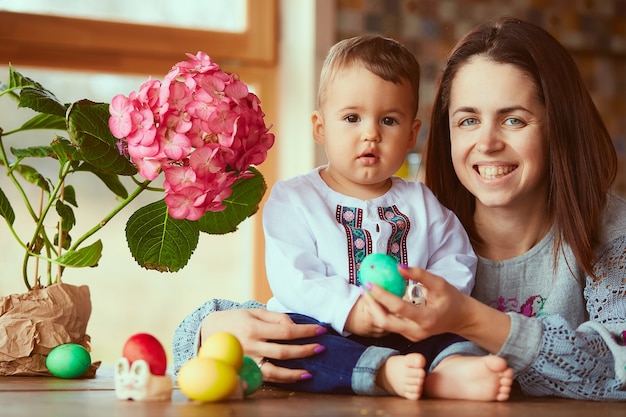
[454,193,626,400]
[172,194,626,401]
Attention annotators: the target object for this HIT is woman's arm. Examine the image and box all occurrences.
[361,266,511,353]
[364,248,626,401]
[515,236,626,401]
[172,299,326,383]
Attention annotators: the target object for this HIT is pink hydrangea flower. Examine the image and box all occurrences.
[109,51,275,220]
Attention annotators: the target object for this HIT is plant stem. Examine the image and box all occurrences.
[69,179,152,251]
[57,180,64,283]
[21,160,72,290]
[34,188,44,289]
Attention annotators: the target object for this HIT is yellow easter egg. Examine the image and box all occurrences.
[177,357,239,402]
[198,332,243,370]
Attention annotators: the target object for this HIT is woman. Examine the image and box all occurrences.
[173,17,626,400]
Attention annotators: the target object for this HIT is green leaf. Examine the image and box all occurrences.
[19,86,66,117]
[73,162,129,199]
[55,200,76,232]
[197,167,267,234]
[11,145,56,159]
[88,170,129,199]
[12,138,82,168]
[54,230,72,250]
[67,100,137,176]
[10,164,50,193]
[50,137,80,165]
[8,64,46,90]
[126,200,200,272]
[55,239,102,268]
[62,185,77,207]
[7,65,66,116]
[0,187,16,226]
[19,113,66,131]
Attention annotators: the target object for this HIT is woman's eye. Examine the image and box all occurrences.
[504,117,525,126]
[381,117,398,126]
[460,117,479,126]
[344,114,360,123]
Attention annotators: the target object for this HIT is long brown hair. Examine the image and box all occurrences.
[423,17,617,279]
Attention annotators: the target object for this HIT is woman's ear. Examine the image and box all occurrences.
[312,110,325,145]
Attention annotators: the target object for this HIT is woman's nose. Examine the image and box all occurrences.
[475,124,503,153]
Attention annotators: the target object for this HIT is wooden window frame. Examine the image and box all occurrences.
[0,0,278,301]
[0,0,277,75]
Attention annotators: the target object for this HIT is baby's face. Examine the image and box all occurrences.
[313,64,419,198]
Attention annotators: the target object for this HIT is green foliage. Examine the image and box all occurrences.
[198,167,267,235]
[0,65,267,290]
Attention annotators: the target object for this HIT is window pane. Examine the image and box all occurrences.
[0,0,246,32]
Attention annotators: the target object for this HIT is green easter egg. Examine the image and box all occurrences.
[360,253,406,297]
[46,343,91,379]
[238,355,263,396]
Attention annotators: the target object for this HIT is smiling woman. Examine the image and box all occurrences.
[448,57,551,249]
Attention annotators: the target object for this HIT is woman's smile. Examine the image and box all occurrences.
[474,164,518,180]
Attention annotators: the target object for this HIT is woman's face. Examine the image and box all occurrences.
[448,57,549,214]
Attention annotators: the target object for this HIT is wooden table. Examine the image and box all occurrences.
[1,367,623,417]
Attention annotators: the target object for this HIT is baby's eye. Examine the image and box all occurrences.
[460,117,479,126]
[344,114,360,123]
[504,117,525,127]
[381,117,399,126]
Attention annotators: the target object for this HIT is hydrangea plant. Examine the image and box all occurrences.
[0,52,274,291]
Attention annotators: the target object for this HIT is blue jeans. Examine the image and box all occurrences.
[266,313,465,395]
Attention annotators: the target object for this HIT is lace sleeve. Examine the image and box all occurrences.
[585,235,626,332]
[516,236,626,401]
[171,299,266,374]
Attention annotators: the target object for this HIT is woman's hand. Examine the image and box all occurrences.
[362,266,510,353]
[200,308,325,383]
[361,266,469,340]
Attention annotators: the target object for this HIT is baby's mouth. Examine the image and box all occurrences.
[475,165,517,179]
[358,149,378,160]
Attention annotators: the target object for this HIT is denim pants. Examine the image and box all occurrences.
[266,313,465,395]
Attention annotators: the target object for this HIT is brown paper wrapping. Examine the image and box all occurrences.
[0,283,100,377]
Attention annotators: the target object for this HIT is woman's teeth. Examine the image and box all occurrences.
[477,165,516,179]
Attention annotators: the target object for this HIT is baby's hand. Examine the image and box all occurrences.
[344,297,389,337]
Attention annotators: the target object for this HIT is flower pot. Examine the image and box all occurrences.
[0,283,100,376]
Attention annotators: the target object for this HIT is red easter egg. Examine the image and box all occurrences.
[122,333,168,376]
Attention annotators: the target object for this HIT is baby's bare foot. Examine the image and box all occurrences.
[424,355,513,401]
[376,353,426,400]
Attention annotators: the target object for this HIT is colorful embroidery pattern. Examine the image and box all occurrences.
[336,205,410,286]
[490,294,546,317]
[378,205,410,265]
[336,206,370,285]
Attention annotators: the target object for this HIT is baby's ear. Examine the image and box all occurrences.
[311,110,325,145]
[408,118,421,149]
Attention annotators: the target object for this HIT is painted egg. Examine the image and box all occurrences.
[360,253,406,297]
[198,332,243,370]
[177,357,239,402]
[46,343,91,379]
[238,355,263,395]
[122,333,168,376]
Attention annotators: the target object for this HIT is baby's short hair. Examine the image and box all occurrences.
[317,34,420,116]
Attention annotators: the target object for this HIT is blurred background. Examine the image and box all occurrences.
[0,0,624,366]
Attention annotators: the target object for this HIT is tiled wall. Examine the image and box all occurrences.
[336,0,626,196]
